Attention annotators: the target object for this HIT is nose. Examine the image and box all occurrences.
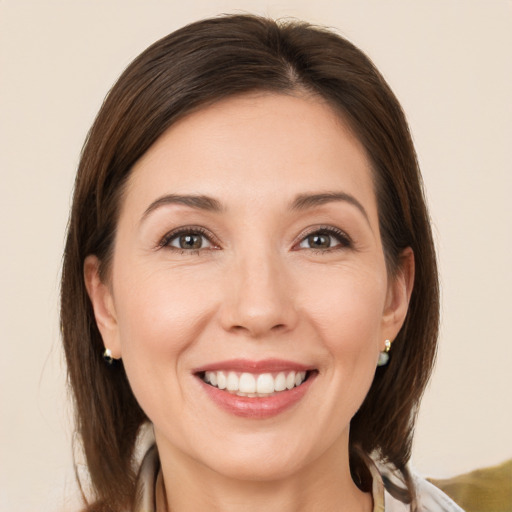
[219,251,298,338]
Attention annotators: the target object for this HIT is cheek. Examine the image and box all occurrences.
[112,264,218,388]
[286,266,388,443]
[300,265,387,349]
[110,263,221,426]
[298,264,387,406]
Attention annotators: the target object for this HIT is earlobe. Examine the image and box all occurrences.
[84,255,122,358]
[382,247,415,341]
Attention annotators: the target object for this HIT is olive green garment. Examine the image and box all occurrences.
[429,459,512,512]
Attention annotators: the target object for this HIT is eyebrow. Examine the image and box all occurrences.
[291,192,370,224]
[141,191,370,225]
[141,194,223,222]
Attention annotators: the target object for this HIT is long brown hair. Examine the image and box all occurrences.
[61,14,439,511]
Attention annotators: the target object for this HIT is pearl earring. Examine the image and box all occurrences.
[377,339,391,367]
[103,348,118,365]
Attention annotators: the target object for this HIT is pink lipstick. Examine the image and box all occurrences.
[193,359,317,419]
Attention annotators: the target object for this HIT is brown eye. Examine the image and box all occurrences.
[306,233,331,249]
[164,230,213,251]
[298,228,352,251]
[178,234,203,249]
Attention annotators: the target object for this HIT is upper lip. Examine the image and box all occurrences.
[193,358,314,374]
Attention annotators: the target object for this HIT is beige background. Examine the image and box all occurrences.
[1,1,511,510]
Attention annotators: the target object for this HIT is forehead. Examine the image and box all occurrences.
[123,92,377,218]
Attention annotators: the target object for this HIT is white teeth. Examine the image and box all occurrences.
[217,371,227,389]
[205,371,217,387]
[256,373,274,394]
[227,372,238,391]
[202,370,308,395]
[239,373,256,393]
[274,372,287,392]
[295,371,306,387]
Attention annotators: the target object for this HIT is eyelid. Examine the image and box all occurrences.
[158,225,220,250]
[156,224,352,252]
[292,225,353,251]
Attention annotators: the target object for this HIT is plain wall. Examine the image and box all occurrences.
[1,1,511,510]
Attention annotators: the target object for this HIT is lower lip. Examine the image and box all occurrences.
[198,373,317,419]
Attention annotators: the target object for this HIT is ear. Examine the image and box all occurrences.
[381,247,415,344]
[84,255,122,358]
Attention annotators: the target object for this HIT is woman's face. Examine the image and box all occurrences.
[86,93,412,481]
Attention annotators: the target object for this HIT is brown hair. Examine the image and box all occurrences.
[61,14,438,511]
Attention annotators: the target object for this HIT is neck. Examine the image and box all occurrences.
[156,437,373,512]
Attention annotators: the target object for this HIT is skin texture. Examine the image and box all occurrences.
[85,93,414,512]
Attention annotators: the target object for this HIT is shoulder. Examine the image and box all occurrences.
[372,458,466,512]
[412,474,466,512]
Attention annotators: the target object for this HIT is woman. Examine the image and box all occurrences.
[61,14,463,512]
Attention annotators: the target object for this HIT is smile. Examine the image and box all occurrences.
[194,359,317,418]
[201,370,309,397]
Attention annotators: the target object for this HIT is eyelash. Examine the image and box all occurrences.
[294,225,353,253]
[158,226,219,255]
[158,225,353,255]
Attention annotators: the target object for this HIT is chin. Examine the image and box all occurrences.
[202,449,308,482]
[186,426,332,483]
